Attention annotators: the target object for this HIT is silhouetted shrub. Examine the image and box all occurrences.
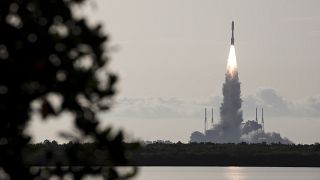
[0,0,137,179]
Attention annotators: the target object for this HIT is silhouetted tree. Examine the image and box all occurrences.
[0,0,137,179]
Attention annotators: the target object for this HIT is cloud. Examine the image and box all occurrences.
[243,88,320,118]
[105,88,320,119]
[290,95,320,117]
[108,97,204,119]
[242,88,290,117]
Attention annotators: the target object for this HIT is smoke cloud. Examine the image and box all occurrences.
[190,68,245,143]
[190,44,244,143]
[217,70,243,143]
[240,129,292,144]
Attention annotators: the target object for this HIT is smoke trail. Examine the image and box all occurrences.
[218,45,243,143]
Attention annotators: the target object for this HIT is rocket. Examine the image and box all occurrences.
[231,21,235,45]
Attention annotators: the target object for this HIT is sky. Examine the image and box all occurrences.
[28,0,320,144]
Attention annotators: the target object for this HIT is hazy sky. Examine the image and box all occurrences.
[29,0,320,144]
[90,0,320,100]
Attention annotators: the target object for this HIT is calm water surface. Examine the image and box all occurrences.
[132,167,320,180]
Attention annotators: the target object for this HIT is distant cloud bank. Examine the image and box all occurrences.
[106,88,320,119]
[243,88,320,118]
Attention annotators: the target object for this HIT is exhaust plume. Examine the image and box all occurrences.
[218,45,243,142]
[191,44,243,143]
[226,45,237,77]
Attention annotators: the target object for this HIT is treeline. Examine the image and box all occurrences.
[23,141,320,167]
[23,140,139,166]
[132,142,320,166]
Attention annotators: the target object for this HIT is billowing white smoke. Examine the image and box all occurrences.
[190,45,243,143]
[215,45,243,143]
[241,129,292,144]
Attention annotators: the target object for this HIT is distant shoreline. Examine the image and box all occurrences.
[131,143,320,167]
[23,142,320,167]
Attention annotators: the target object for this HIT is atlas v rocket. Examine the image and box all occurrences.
[231,21,235,45]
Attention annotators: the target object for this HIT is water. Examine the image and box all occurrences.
[132,167,320,180]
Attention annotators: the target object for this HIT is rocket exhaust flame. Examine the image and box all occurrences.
[227,45,237,77]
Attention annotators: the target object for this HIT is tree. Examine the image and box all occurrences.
[0,0,136,179]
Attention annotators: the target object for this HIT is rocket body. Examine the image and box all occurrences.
[231,21,235,45]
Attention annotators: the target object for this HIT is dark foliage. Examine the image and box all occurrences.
[132,143,320,166]
[23,142,320,167]
[0,0,137,179]
[24,141,140,166]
